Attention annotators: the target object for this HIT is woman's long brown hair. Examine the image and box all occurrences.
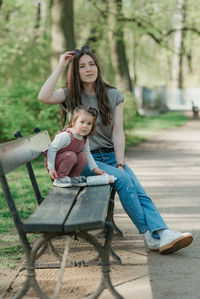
[60,47,115,128]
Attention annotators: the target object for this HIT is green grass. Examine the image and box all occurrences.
[0,111,190,268]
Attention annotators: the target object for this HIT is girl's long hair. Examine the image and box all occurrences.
[60,47,115,128]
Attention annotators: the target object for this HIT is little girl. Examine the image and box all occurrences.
[45,105,105,187]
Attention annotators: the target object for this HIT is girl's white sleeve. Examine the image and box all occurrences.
[83,139,97,171]
[47,132,71,170]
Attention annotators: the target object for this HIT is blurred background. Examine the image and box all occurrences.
[1,0,200,143]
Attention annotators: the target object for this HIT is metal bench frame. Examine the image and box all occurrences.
[0,131,123,299]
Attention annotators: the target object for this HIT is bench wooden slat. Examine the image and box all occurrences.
[24,187,81,233]
[63,185,111,233]
[0,131,51,175]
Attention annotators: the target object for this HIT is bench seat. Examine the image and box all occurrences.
[24,185,111,234]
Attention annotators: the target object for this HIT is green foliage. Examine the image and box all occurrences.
[0,245,23,268]
[0,81,62,141]
[0,1,51,85]
[0,1,58,141]
[0,82,39,141]
[123,91,138,130]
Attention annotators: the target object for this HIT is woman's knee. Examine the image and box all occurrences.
[116,173,132,187]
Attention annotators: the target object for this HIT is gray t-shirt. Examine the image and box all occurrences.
[63,88,124,151]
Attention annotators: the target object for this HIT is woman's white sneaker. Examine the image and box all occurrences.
[146,238,160,251]
[144,230,160,251]
[159,230,193,255]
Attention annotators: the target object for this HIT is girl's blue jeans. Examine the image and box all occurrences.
[81,151,168,238]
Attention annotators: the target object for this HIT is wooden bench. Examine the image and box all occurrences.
[192,100,199,118]
[0,130,123,299]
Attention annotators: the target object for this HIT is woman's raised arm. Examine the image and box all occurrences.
[38,51,74,104]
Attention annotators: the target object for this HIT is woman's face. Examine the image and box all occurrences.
[79,54,98,84]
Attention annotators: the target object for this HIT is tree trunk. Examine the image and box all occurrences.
[127,27,136,85]
[33,1,41,43]
[40,0,47,33]
[107,0,132,92]
[171,0,186,90]
[50,0,75,71]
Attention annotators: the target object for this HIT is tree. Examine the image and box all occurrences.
[50,0,75,71]
[107,0,132,92]
[171,0,186,90]
[34,0,48,42]
[88,0,132,91]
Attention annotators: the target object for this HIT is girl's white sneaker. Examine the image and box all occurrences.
[71,176,87,187]
[53,176,72,188]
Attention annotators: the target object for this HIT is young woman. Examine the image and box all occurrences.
[38,46,193,254]
[45,105,105,187]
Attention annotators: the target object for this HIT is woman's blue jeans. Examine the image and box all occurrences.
[81,151,168,238]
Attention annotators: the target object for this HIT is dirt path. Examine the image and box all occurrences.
[1,117,200,299]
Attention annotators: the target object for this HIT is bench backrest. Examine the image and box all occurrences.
[0,131,51,249]
[0,130,51,175]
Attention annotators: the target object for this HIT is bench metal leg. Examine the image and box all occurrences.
[35,242,49,260]
[110,247,122,264]
[12,268,49,299]
[107,188,124,238]
[12,278,30,299]
[47,238,86,267]
[88,273,123,299]
[12,235,51,299]
[112,215,124,238]
[79,222,123,299]
[48,240,62,262]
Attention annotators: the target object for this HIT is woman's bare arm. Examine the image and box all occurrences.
[38,51,74,104]
[112,103,125,169]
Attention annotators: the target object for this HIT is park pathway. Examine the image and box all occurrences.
[4,115,200,299]
[112,115,200,299]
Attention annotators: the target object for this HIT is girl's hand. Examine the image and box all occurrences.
[49,169,58,180]
[92,167,106,175]
[58,51,75,68]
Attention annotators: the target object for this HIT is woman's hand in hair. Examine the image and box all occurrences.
[92,167,106,175]
[58,51,75,68]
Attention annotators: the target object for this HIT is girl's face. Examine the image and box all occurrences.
[73,110,94,136]
[79,54,98,84]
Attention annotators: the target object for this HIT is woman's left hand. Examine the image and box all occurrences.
[93,167,106,175]
[117,165,125,171]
